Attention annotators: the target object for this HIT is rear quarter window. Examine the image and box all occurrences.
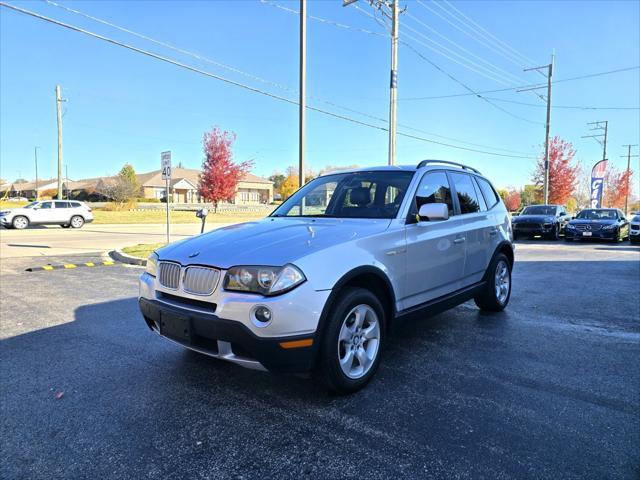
[476,177,500,209]
[70,202,82,208]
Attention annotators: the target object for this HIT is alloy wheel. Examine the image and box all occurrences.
[494,260,510,305]
[337,304,380,379]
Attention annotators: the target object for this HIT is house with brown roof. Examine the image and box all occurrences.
[136,168,273,204]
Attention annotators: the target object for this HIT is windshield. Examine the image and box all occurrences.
[633,215,640,223]
[24,202,39,209]
[576,209,617,220]
[271,171,415,219]
[522,205,556,216]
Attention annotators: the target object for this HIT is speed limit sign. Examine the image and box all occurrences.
[161,151,172,180]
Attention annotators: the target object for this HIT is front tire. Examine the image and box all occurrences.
[70,215,85,228]
[316,287,385,394]
[12,216,29,230]
[474,253,512,312]
[547,224,560,240]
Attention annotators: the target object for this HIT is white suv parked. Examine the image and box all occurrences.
[0,200,94,229]
[138,161,514,393]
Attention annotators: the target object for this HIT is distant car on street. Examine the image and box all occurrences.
[629,214,640,243]
[0,200,94,229]
[511,204,571,240]
[564,208,630,242]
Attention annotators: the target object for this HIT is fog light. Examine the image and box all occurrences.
[253,306,272,326]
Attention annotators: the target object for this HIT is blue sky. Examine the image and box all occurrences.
[1,0,639,190]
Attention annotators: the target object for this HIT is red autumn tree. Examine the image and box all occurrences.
[504,190,521,212]
[532,136,580,205]
[603,167,634,209]
[199,127,253,212]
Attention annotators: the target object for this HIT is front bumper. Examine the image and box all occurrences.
[139,298,317,373]
[0,216,12,226]
[138,271,330,373]
[513,222,554,236]
[565,228,617,240]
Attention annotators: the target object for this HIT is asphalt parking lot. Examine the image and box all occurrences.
[1,240,639,479]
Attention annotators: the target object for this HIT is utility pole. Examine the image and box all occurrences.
[521,54,554,204]
[298,0,306,188]
[55,85,63,200]
[582,121,609,162]
[34,146,39,200]
[388,0,399,166]
[621,144,638,216]
[344,0,400,165]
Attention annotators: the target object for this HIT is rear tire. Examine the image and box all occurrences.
[70,215,84,229]
[474,253,512,312]
[12,216,29,230]
[316,287,385,394]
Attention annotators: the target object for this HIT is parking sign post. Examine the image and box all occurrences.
[161,151,172,243]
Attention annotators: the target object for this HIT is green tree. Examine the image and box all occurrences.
[520,184,540,206]
[104,163,140,203]
[268,173,286,193]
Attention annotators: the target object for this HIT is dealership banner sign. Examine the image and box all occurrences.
[590,159,608,208]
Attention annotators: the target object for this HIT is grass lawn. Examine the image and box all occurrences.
[0,200,28,209]
[121,243,166,259]
[92,209,265,224]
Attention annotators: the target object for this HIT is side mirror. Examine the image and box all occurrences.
[418,203,449,221]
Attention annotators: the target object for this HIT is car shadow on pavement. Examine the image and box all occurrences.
[2,258,639,479]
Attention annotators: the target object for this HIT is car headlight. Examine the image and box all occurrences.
[224,264,306,296]
[602,224,617,230]
[565,224,576,230]
[146,252,158,277]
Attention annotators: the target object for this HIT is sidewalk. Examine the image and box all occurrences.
[0,223,234,259]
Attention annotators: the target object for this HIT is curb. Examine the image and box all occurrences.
[109,249,147,266]
[26,260,116,272]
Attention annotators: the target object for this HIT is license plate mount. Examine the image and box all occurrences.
[582,231,592,237]
[160,312,191,343]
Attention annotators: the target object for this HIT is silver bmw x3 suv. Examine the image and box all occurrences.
[139,160,514,393]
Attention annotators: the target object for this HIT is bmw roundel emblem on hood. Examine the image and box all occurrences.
[188,251,200,258]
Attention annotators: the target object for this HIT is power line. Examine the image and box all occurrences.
[400,66,640,100]
[403,10,527,85]
[401,21,511,86]
[399,38,544,126]
[1,1,536,160]
[437,0,536,66]
[484,96,640,110]
[45,0,298,94]
[416,0,530,69]
[50,0,534,156]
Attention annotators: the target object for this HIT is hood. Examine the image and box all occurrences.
[157,217,391,269]
[512,215,555,223]
[569,218,617,225]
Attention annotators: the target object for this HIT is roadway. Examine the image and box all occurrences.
[0,223,231,259]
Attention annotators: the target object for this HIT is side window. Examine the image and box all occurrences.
[450,172,481,214]
[40,201,52,209]
[56,201,70,208]
[476,177,500,209]
[415,171,454,217]
[70,202,82,208]
[471,176,487,211]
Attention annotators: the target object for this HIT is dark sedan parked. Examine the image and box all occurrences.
[564,208,630,242]
[512,204,571,240]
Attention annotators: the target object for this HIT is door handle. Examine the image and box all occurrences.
[453,237,465,244]
[489,228,498,236]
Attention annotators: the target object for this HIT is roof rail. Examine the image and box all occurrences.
[416,160,481,175]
